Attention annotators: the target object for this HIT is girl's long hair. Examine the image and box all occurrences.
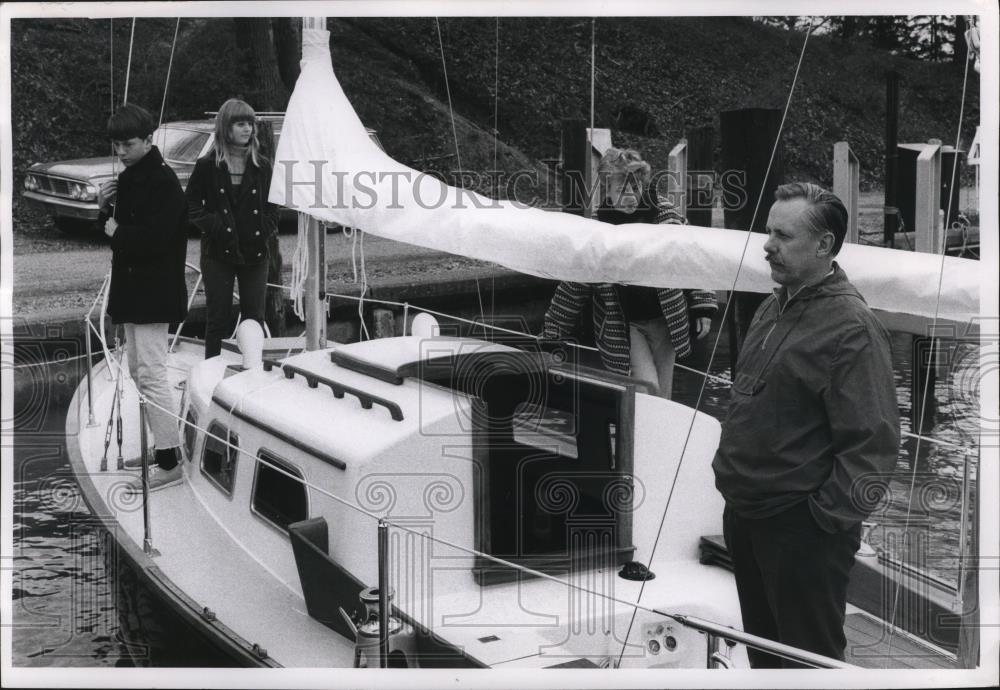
[211,98,269,170]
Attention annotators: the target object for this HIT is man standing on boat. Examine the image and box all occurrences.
[104,104,189,491]
[712,182,899,668]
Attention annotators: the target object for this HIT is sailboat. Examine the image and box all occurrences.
[63,16,987,674]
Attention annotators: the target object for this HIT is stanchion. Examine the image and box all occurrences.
[138,399,158,556]
[84,317,97,427]
[378,520,389,669]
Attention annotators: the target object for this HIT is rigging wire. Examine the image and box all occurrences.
[490,17,500,334]
[157,18,181,129]
[435,17,488,332]
[109,19,118,203]
[588,18,596,215]
[883,43,975,667]
[616,19,818,668]
[122,18,136,105]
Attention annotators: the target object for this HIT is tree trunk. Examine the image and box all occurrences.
[839,16,858,41]
[272,18,301,94]
[233,18,288,336]
[233,18,288,110]
[954,15,969,65]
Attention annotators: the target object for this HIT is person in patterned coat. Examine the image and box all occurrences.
[542,148,717,398]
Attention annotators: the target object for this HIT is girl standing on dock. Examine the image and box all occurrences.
[187,98,279,358]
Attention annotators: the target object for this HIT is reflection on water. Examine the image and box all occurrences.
[11,406,132,666]
[9,322,981,666]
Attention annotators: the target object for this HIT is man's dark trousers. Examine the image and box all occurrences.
[722,500,862,668]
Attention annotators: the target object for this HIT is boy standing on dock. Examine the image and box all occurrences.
[104,104,189,491]
[712,183,900,667]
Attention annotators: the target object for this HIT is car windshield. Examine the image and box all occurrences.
[151,126,210,163]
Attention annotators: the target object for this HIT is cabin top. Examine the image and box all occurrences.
[329,336,541,385]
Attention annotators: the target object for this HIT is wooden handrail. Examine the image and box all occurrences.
[263,359,404,421]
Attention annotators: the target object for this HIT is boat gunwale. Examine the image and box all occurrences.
[64,348,280,667]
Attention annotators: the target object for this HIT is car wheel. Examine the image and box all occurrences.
[54,217,100,235]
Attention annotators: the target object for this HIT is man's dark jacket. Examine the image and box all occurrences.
[107,146,188,325]
[712,263,900,533]
[186,155,278,265]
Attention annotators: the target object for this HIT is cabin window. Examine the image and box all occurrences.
[201,421,239,496]
[252,451,308,531]
[183,408,199,463]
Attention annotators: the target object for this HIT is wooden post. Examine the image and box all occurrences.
[833,142,860,244]
[911,335,938,433]
[719,108,783,234]
[667,139,688,220]
[910,137,941,433]
[561,118,589,217]
[914,139,943,254]
[720,108,783,376]
[686,125,714,228]
[884,70,900,247]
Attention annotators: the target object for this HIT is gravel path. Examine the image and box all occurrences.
[12,229,496,320]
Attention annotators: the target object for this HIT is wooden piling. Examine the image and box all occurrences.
[884,70,900,247]
[720,108,783,376]
[686,125,715,228]
[560,118,589,217]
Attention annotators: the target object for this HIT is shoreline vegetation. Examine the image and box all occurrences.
[10,16,979,237]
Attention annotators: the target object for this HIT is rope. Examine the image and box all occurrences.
[618,20,817,667]
[884,45,975,667]
[157,18,181,129]
[122,18,136,105]
[358,229,370,340]
[288,214,310,320]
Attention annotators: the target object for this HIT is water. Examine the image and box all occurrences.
[8,322,980,666]
[10,358,132,666]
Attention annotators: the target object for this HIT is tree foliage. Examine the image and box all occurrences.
[755,15,977,64]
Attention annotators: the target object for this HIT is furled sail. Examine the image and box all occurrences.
[269,28,980,323]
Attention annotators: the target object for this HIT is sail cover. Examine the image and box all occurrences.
[270,28,979,322]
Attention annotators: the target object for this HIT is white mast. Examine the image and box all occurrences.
[301,16,328,351]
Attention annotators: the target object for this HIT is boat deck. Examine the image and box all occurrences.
[844,609,956,669]
[68,339,960,670]
[69,342,355,667]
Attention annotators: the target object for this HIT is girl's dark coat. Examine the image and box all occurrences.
[186,154,279,265]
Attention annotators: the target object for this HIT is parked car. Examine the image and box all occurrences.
[22,116,381,236]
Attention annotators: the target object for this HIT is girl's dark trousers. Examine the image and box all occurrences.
[201,254,268,359]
